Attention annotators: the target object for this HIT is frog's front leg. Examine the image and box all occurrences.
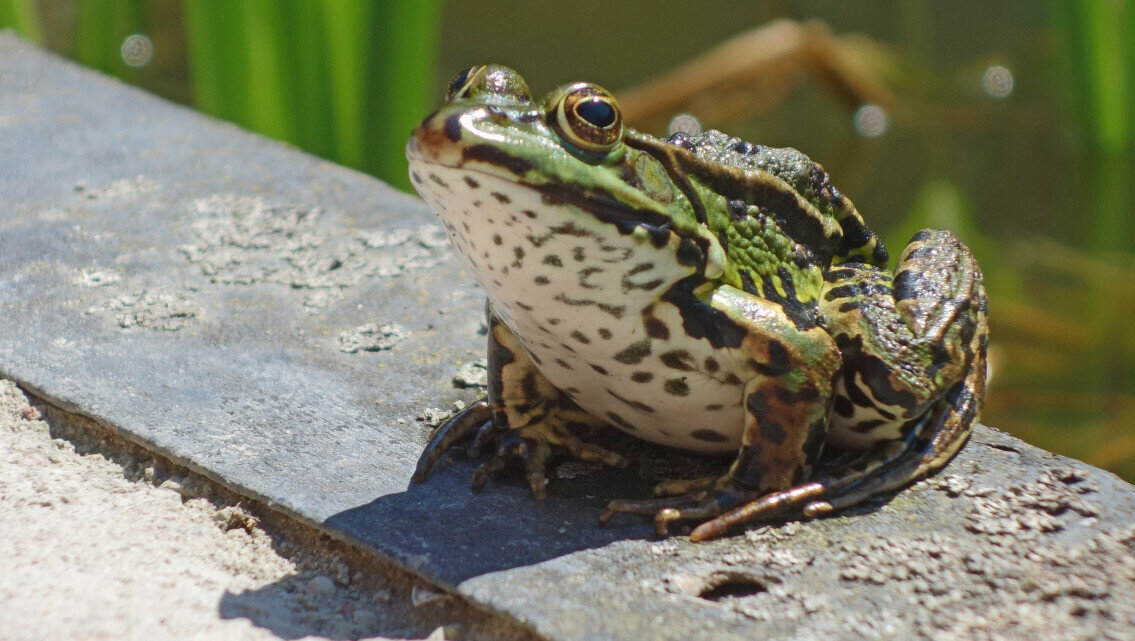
[601,285,842,538]
[413,303,626,499]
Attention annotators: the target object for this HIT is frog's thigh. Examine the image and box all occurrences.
[711,286,841,493]
[820,229,986,446]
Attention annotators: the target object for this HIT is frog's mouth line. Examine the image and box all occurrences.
[415,153,677,237]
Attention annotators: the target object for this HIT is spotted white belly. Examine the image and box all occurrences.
[411,161,747,453]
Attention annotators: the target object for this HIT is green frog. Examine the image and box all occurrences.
[406,65,988,541]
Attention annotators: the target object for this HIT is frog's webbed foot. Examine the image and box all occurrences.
[413,397,627,500]
[470,413,628,500]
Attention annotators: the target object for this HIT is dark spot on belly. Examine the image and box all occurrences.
[491,191,511,204]
[543,255,563,267]
[555,359,572,370]
[492,234,503,246]
[516,301,533,311]
[534,275,549,285]
[607,389,655,413]
[613,338,652,364]
[547,318,561,325]
[691,429,729,443]
[522,209,538,219]
[514,246,525,261]
[606,411,636,430]
[578,266,603,289]
[660,350,696,371]
[631,371,654,383]
[644,317,670,340]
[597,328,612,340]
[704,357,720,373]
[664,378,690,396]
[572,247,587,262]
[429,173,449,189]
[590,364,609,375]
[571,330,591,344]
[463,175,480,189]
[411,171,423,184]
[704,403,724,411]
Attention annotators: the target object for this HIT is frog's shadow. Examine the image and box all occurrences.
[323,433,892,586]
[324,439,693,584]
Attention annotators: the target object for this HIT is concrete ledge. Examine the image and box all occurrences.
[3,33,1133,640]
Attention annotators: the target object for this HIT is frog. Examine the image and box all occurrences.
[405,65,988,541]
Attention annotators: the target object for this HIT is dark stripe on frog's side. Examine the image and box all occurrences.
[552,293,626,319]
[691,428,730,443]
[606,388,656,413]
[626,131,885,267]
[624,132,709,226]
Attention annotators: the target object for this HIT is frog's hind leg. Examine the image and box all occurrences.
[687,368,983,541]
[412,303,627,499]
[771,229,988,517]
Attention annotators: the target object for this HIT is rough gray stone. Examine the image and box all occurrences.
[2,33,1133,641]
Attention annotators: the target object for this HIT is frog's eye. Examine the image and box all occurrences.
[446,66,482,101]
[549,83,623,153]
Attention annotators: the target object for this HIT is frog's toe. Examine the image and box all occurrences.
[466,416,501,458]
[413,400,492,482]
[687,482,827,541]
[599,494,705,526]
[652,475,718,497]
[468,431,554,499]
[602,478,832,540]
[557,435,628,469]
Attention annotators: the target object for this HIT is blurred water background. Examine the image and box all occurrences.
[2,0,1133,481]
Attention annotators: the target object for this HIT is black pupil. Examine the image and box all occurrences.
[576,98,616,128]
[448,68,471,96]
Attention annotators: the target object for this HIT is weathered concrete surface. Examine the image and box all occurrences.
[2,33,1133,641]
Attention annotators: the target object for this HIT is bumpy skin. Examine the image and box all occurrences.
[407,65,988,540]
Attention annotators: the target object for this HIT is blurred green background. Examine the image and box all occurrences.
[3,0,1133,481]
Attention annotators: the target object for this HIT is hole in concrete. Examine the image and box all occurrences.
[697,571,769,601]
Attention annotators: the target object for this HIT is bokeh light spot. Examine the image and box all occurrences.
[121,34,153,68]
[983,65,1013,98]
[853,104,888,138]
